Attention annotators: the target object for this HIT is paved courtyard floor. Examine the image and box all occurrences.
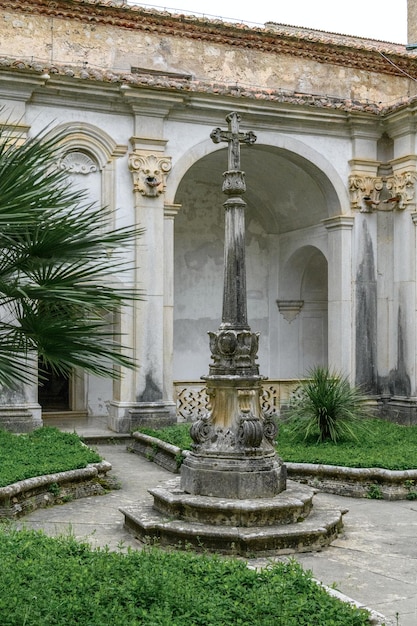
[21,416,417,626]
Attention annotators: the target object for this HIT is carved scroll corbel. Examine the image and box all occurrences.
[128,152,172,197]
[349,171,417,212]
[384,172,417,210]
[348,175,382,212]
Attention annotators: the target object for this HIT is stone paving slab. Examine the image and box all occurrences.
[18,443,417,626]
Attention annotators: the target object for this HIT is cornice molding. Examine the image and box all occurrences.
[1,0,416,80]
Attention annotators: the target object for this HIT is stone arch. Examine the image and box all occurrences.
[47,122,127,226]
[172,135,338,380]
[167,132,348,219]
[48,121,127,169]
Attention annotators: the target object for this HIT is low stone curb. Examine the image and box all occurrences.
[287,462,417,500]
[128,432,187,473]
[0,460,112,519]
[131,431,417,500]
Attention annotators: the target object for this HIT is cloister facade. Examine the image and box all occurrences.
[2,0,417,430]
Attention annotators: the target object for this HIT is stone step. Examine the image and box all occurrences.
[120,498,346,556]
[149,477,315,527]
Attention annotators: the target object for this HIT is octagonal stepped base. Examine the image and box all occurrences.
[120,479,346,556]
[149,478,314,527]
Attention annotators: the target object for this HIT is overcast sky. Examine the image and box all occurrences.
[132,0,408,44]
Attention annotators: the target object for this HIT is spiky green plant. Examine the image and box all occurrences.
[286,366,371,443]
[0,121,143,387]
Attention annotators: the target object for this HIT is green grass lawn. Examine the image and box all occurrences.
[0,426,101,487]
[140,418,417,471]
[0,525,370,626]
[0,421,404,625]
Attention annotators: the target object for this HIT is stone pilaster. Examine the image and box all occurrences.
[322,216,355,378]
[108,138,175,432]
[163,204,181,407]
[408,0,417,46]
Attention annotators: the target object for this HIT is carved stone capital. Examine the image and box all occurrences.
[349,171,417,212]
[348,174,382,211]
[222,170,246,195]
[385,171,417,209]
[128,152,172,197]
[207,329,260,376]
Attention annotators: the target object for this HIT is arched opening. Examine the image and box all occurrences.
[36,124,127,418]
[277,246,328,378]
[173,143,336,382]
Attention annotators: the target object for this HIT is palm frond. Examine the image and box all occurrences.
[0,119,144,385]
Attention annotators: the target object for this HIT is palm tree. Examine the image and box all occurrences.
[0,122,142,388]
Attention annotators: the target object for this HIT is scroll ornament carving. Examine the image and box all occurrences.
[59,151,98,175]
[349,171,417,212]
[237,412,264,448]
[128,152,172,197]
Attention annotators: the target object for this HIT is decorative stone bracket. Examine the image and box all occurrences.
[349,171,417,212]
[128,152,172,197]
[276,300,304,322]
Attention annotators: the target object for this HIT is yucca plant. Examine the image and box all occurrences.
[0,121,143,387]
[286,366,371,443]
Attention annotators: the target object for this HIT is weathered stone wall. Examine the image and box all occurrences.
[0,4,414,106]
[408,0,417,44]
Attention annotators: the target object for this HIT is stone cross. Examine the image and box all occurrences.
[210,112,257,332]
[210,112,256,171]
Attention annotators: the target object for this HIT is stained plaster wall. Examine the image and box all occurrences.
[353,207,417,401]
[0,9,412,105]
[173,177,271,380]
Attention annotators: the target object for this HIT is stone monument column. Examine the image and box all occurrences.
[121,112,345,555]
[180,112,286,499]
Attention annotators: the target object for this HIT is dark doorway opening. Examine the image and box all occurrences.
[38,361,70,411]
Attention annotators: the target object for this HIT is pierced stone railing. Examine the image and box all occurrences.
[173,379,300,422]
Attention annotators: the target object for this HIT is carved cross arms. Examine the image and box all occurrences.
[210,112,256,172]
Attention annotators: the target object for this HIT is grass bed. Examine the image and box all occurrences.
[140,418,417,471]
[0,526,370,626]
[0,426,101,487]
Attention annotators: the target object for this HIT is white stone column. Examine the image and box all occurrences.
[322,216,355,378]
[163,204,181,406]
[108,131,175,431]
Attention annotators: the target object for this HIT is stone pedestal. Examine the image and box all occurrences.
[180,371,286,499]
[108,400,175,433]
[121,478,345,556]
[181,453,286,500]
